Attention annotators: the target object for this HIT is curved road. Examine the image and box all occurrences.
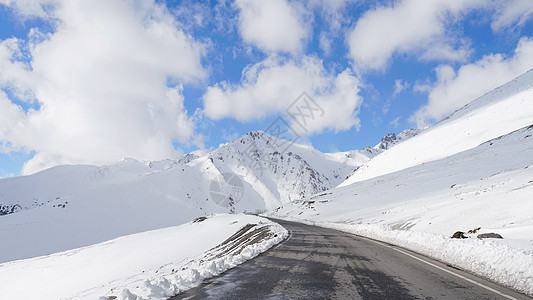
[172,218,530,300]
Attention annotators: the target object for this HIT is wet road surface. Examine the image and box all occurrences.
[171,218,530,299]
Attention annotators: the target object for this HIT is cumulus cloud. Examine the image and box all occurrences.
[411,37,533,126]
[202,56,362,134]
[347,0,533,72]
[491,0,533,31]
[347,0,485,71]
[234,0,309,54]
[0,0,206,174]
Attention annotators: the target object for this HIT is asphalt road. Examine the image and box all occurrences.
[172,218,531,300]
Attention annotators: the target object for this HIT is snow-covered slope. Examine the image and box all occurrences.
[341,68,533,187]
[273,124,533,241]
[0,214,288,300]
[0,155,271,263]
[333,128,425,182]
[269,124,533,295]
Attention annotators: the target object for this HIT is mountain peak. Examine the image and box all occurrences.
[232,130,289,149]
[240,130,272,141]
[374,128,424,150]
[375,133,397,150]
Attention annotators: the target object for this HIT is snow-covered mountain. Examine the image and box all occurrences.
[269,69,533,295]
[272,124,533,242]
[206,130,382,205]
[0,129,394,219]
[0,128,419,262]
[334,127,426,183]
[341,68,533,187]
[373,128,425,150]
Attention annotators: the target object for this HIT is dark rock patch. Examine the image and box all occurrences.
[477,233,503,239]
[451,231,467,239]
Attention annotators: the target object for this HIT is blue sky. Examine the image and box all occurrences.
[0,0,532,177]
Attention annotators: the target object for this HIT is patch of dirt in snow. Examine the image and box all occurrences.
[209,223,277,258]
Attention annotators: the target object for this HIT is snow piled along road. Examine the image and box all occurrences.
[269,125,533,296]
[0,214,288,300]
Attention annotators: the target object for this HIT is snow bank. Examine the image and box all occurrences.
[0,214,288,300]
[271,215,532,296]
[324,222,533,296]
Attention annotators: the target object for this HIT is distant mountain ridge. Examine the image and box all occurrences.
[0,128,421,217]
[0,127,419,262]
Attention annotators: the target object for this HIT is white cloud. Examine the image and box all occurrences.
[491,0,533,31]
[234,0,309,54]
[0,91,24,147]
[389,116,401,127]
[0,0,206,174]
[0,38,34,100]
[0,0,53,18]
[346,0,533,71]
[311,0,349,57]
[411,37,533,127]
[417,40,472,62]
[318,32,332,56]
[307,0,348,17]
[203,56,362,134]
[393,79,409,96]
[347,0,483,71]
